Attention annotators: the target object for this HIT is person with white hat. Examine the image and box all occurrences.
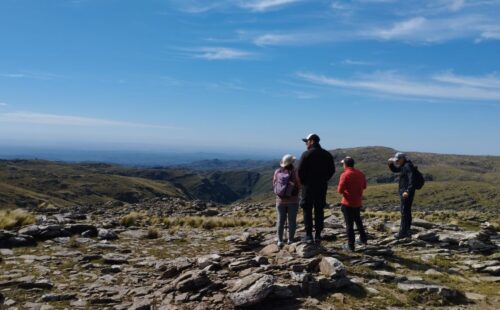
[388,152,416,239]
[273,154,301,247]
[297,133,335,244]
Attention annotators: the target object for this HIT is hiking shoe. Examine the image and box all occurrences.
[342,243,354,252]
[302,235,314,244]
[393,233,411,240]
[356,239,368,246]
[277,241,284,248]
[314,236,322,245]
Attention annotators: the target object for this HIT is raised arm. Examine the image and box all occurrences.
[388,161,401,173]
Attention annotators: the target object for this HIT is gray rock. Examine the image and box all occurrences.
[415,231,439,242]
[228,257,259,271]
[157,257,193,279]
[197,254,221,269]
[41,293,77,302]
[98,228,118,240]
[173,270,210,292]
[295,243,320,258]
[483,265,500,275]
[412,218,435,229]
[66,224,98,236]
[229,274,274,307]
[130,298,152,310]
[270,283,294,299]
[18,279,53,290]
[260,244,280,256]
[397,280,459,299]
[319,257,346,278]
[102,253,128,264]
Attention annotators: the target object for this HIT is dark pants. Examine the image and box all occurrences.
[399,190,415,237]
[300,183,328,237]
[341,205,367,249]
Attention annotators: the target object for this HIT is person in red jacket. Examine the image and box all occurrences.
[337,156,367,251]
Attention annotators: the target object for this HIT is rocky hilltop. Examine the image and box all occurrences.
[1,198,499,309]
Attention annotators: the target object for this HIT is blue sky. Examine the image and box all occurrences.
[1,0,500,157]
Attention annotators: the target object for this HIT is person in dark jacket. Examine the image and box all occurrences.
[388,152,415,239]
[297,133,335,244]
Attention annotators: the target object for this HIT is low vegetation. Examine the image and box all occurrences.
[0,208,35,230]
[162,216,266,230]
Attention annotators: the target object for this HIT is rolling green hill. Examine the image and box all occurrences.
[1,147,499,212]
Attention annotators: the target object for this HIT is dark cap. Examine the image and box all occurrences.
[341,156,355,167]
[302,133,320,143]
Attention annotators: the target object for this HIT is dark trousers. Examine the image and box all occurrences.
[300,183,328,237]
[399,190,415,236]
[341,205,367,249]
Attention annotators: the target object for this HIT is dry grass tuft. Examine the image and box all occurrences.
[147,227,160,239]
[0,208,36,230]
[162,216,264,230]
[119,211,143,227]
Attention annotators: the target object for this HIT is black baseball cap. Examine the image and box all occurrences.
[302,133,320,143]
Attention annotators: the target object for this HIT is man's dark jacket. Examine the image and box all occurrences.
[389,160,415,194]
[297,143,335,185]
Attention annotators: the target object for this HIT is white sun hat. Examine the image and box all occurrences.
[280,154,296,167]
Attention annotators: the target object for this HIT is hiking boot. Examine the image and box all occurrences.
[314,232,322,244]
[393,233,411,240]
[356,239,368,246]
[302,235,313,244]
[277,241,284,248]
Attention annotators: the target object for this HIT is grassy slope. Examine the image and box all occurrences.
[0,160,183,209]
[1,146,499,211]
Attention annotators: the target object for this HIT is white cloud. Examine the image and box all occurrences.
[0,102,7,106]
[0,71,57,80]
[433,72,500,89]
[239,0,302,12]
[341,59,374,66]
[368,17,427,40]
[191,47,254,60]
[0,112,179,129]
[365,15,500,43]
[448,0,466,12]
[297,71,500,101]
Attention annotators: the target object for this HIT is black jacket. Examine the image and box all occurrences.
[297,143,335,186]
[389,160,415,194]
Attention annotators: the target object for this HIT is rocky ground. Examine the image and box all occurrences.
[1,198,499,309]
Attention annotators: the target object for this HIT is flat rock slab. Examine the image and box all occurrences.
[102,254,129,264]
[397,280,458,299]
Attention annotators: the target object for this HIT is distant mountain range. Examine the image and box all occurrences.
[1,146,499,211]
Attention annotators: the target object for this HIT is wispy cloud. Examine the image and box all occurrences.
[0,102,7,106]
[0,71,58,80]
[364,15,500,43]
[168,0,302,13]
[189,47,255,60]
[0,112,179,129]
[341,59,374,66]
[251,31,346,46]
[240,0,302,12]
[297,71,500,101]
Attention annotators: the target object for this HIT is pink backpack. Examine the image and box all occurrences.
[274,168,298,198]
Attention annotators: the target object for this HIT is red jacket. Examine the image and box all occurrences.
[337,167,367,208]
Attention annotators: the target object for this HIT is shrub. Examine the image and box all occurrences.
[120,211,143,227]
[147,227,160,239]
[0,209,36,230]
